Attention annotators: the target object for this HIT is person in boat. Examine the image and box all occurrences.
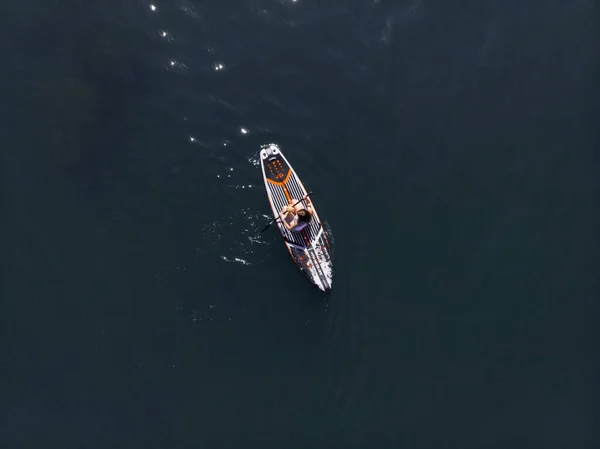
[279,197,314,232]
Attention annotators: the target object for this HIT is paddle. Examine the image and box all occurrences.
[260,192,313,232]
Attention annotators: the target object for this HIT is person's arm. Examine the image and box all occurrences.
[279,210,294,230]
[305,197,314,215]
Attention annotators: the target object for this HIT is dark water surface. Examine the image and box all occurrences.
[1,0,598,447]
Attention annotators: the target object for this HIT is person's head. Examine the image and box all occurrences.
[296,208,311,223]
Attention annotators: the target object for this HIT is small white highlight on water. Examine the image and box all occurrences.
[170,60,176,66]
[160,30,167,38]
[214,63,225,71]
[240,127,248,134]
[221,256,252,265]
[189,136,195,142]
[150,4,156,11]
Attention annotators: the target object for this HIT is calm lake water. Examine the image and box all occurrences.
[1,0,597,447]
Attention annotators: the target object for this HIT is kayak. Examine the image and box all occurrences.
[260,144,333,292]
